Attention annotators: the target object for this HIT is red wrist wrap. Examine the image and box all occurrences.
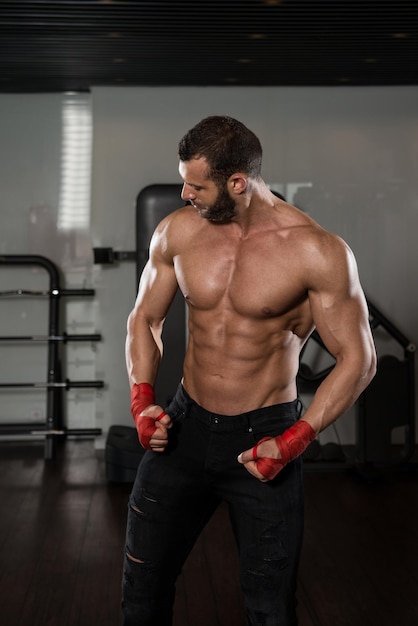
[254,420,316,481]
[130,382,166,449]
[131,382,155,416]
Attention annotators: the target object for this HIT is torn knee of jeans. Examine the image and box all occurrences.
[125,550,157,571]
[130,503,144,515]
[252,609,271,625]
[258,549,289,572]
[258,525,289,570]
[128,489,158,517]
[244,554,289,590]
[260,522,285,545]
[126,552,144,563]
[126,550,144,564]
[264,555,289,570]
[136,488,158,505]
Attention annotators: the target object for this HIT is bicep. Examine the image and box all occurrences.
[307,240,373,361]
[132,257,179,327]
[130,220,179,330]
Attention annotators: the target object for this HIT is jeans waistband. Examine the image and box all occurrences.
[174,384,302,433]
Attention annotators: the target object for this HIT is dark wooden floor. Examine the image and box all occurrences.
[1,439,418,626]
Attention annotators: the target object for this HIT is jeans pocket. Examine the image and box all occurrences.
[165,398,186,423]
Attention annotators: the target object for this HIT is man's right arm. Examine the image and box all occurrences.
[125,224,179,450]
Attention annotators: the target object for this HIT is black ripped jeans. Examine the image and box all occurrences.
[121,384,304,626]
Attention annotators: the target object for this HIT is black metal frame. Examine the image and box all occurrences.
[356,300,416,467]
[0,255,103,459]
[298,298,416,470]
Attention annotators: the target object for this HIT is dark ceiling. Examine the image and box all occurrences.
[0,0,417,93]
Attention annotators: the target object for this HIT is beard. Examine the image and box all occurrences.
[197,184,237,223]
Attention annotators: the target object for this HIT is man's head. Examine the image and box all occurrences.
[178,115,263,187]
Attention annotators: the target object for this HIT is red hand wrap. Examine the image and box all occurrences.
[253,420,316,481]
[130,382,166,449]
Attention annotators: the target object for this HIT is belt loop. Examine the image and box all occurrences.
[177,383,189,419]
[184,398,191,419]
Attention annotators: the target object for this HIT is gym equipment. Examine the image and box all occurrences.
[0,333,101,342]
[356,300,416,468]
[0,380,103,389]
[0,254,104,459]
[298,300,416,470]
[92,247,136,265]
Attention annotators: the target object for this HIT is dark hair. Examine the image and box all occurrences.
[178,115,262,185]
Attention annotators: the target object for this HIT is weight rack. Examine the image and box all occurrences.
[0,254,104,459]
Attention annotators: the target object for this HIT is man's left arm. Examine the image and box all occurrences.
[238,234,377,481]
[296,236,377,434]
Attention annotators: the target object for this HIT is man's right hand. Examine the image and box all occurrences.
[130,382,172,451]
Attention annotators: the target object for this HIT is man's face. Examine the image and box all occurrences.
[179,158,237,223]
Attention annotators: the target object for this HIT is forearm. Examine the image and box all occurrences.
[126,313,172,451]
[238,352,376,481]
[125,310,163,387]
[301,354,376,434]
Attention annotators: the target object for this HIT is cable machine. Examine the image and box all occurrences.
[298,299,416,470]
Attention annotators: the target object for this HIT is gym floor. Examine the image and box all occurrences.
[0,439,417,626]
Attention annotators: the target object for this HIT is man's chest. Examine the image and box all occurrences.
[173,236,307,319]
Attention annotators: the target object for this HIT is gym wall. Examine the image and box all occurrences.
[0,86,417,447]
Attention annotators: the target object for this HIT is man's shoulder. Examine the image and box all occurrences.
[278,205,352,273]
[152,205,202,256]
[160,204,198,228]
[284,204,344,247]
[154,204,197,237]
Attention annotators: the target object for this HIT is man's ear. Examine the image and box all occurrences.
[228,174,247,195]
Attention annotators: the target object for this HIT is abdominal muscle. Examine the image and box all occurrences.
[182,309,305,415]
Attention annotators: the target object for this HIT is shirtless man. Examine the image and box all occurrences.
[121,116,376,626]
